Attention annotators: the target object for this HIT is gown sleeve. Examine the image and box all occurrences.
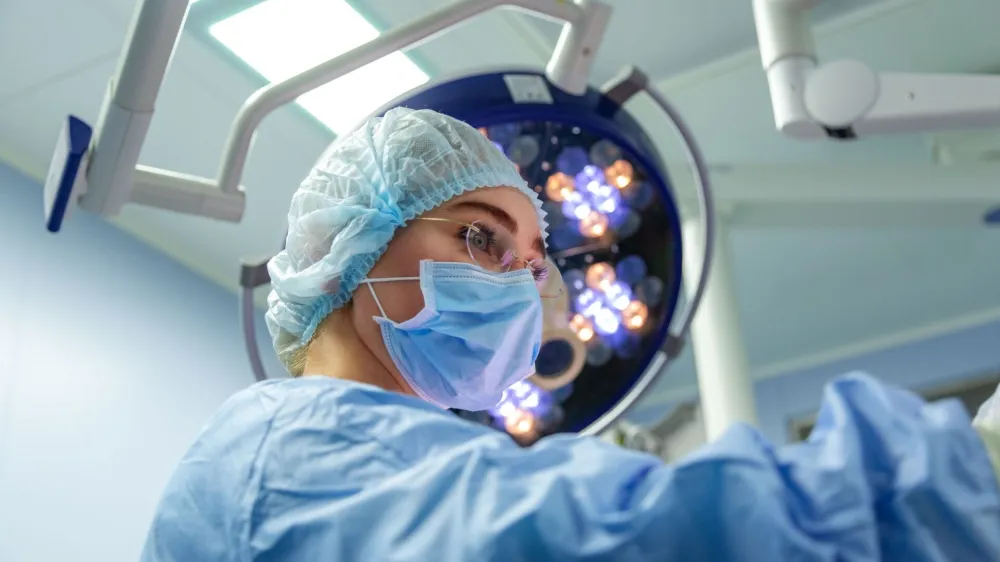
[973,379,1000,487]
[142,373,1000,562]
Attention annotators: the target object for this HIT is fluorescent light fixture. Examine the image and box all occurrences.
[210,0,429,135]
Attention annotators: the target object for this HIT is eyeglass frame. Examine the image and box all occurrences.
[412,216,562,299]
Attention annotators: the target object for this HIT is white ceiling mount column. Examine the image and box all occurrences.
[682,213,758,441]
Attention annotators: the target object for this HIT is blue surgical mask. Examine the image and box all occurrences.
[362,260,543,411]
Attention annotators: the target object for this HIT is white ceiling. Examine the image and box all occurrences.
[1,0,998,408]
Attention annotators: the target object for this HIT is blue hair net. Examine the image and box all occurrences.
[266,107,548,365]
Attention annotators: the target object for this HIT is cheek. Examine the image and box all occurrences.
[350,230,432,325]
[359,280,425,322]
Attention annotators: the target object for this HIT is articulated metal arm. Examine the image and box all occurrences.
[45,0,611,230]
[754,0,1000,140]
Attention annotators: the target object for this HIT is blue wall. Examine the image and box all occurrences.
[0,162,283,561]
[754,319,1000,443]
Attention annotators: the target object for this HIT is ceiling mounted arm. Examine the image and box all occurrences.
[753,0,1000,141]
[43,0,611,232]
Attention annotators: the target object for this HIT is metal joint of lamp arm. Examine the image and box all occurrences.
[753,0,1000,141]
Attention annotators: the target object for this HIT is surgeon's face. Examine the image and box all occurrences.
[351,186,546,393]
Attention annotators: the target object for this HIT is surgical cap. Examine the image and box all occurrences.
[266,107,548,365]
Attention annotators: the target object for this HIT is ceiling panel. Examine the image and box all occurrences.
[0,61,116,174]
[355,0,551,73]
[0,0,126,102]
[732,227,1000,366]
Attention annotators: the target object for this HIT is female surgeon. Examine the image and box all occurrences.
[141,107,1000,561]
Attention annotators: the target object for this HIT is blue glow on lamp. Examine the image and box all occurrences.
[487,123,520,145]
[562,191,592,220]
[576,165,606,195]
[603,281,633,311]
[635,276,665,307]
[557,146,589,175]
[624,180,654,210]
[589,139,623,168]
[562,269,587,296]
[616,256,648,285]
[593,307,621,335]
[593,188,621,214]
[576,289,603,317]
[614,210,642,239]
[507,135,540,167]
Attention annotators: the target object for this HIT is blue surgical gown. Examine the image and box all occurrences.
[141,373,1000,561]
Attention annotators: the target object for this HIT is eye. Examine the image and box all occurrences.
[469,229,492,252]
[459,224,501,260]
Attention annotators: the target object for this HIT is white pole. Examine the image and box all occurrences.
[682,215,758,441]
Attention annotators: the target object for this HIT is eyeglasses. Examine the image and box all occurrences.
[414,217,562,299]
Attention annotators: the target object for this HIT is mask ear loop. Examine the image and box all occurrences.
[361,277,420,320]
[364,282,388,319]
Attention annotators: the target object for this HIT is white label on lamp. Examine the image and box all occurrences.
[504,74,554,104]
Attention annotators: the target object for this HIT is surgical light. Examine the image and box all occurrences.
[569,314,595,343]
[622,300,649,332]
[576,165,607,195]
[593,307,621,336]
[585,262,615,291]
[504,410,537,438]
[43,0,719,445]
[605,159,634,190]
[593,190,619,214]
[578,211,609,238]
[576,289,603,318]
[495,399,517,418]
[561,192,592,221]
[510,380,534,400]
[604,281,632,311]
[544,173,576,202]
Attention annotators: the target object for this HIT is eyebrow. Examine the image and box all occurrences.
[449,200,547,258]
